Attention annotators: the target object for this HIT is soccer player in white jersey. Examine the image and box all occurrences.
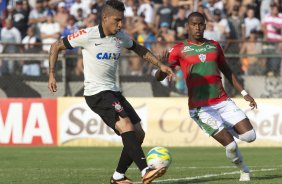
[48,0,174,184]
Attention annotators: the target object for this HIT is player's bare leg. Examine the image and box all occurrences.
[212,128,252,181]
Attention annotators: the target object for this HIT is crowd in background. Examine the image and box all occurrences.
[0,0,282,95]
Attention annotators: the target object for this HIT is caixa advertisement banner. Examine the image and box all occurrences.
[0,98,57,146]
[57,98,282,147]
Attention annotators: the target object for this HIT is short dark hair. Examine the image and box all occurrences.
[187,12,205,23]
[103,0,125,13]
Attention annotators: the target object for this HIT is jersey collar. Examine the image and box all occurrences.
[98,24,106,38]
[186,39,207,46]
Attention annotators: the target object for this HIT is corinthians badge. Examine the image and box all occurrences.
[198,53,206,62]
[112,101,123,112]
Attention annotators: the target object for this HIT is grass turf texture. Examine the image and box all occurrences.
[0,147,281,184]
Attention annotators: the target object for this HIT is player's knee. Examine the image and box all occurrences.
[225,141,239,162]
[225,141,237,153]
[239,129,256,143]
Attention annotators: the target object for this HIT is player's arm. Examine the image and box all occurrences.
[218,53,257,109]
[48,39,67,92]
[130,41,175,81]
[155,51,170,81]
[48,28,88,93]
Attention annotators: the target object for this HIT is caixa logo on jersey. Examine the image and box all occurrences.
[96,52,121,60]
[59,101,147,145]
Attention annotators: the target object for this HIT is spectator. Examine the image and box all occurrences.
[242,8,261,39]
[21,25,41,76]
[212,9,230,45]
[127,55,143,76]
[136,21,156,50]
[90,0,104,25]
[155,0,177,28]
[11,0,29,38]
[204,20,221,41]
[204,0,224,16]
[174,65,186,94]
[240,30,264,75]
[75,8,85,28]
[156,22,175,43]
[228,5,244,40]
[124,0,135,18]
[28,0,48,37]
[83,11,98,28]
[0,19,21,75]
[260,0,272,19]
[61,15,81,83]
[64,0,76,10]
[261,2,282,76]
[39,10,60,74]
[40,10,60,52]
[174,6,188,40]
[125,5,143,39]
[138,0,155,28]
[70,0,90,20]
[54,2,69,32]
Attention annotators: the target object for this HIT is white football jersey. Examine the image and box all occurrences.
[63,24,134,96]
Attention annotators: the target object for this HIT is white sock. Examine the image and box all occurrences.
[234,149,250,173]
[113,171,125,180]
[141,167,150,177]
[235,161,250,173]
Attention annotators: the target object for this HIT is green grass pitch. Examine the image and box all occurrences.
[0,147,281,184]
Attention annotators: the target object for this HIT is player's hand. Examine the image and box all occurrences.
[48,74,57,93]
[244,95,257,110]
[159,63,175,81]
[157,50,175,81]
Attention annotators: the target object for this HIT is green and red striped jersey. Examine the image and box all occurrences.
[168,39,228,108]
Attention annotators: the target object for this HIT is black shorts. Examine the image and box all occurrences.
[85,91,141,135]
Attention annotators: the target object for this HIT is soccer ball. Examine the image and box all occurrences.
[146,147,172,169]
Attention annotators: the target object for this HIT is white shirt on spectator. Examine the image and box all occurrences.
[137,3,154,24]
[22,35,37,49]
[1,27,21,44]
[244,17,261,38]
[213,18,230,41]
[125,5,134,17]
[70,1,90,19]
[204,30,221,41]
[40,22,60,52]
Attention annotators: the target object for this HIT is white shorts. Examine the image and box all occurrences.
[189,98,247,136]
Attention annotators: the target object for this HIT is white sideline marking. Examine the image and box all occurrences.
[135,168,278,184]
[129,165,282,170]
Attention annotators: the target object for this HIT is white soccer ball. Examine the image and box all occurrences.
[146,147,172,169]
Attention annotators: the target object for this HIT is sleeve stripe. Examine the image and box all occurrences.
[63,37,73,49]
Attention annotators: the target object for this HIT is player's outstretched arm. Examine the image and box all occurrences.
[48,39,67,93]
[155,51,170,81]
[219,61,257,109]
[131,42,175,81]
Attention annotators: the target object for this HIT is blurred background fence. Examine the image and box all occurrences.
[0,41,281,98]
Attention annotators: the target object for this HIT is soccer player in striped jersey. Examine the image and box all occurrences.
[48,1,174,183]
[155,12,257,182]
